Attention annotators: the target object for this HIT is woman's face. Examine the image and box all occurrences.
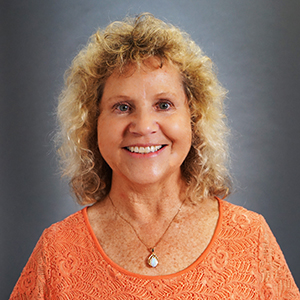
[97,58,192,186]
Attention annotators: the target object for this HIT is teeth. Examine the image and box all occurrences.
[127,145,163,154]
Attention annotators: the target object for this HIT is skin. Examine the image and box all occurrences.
[87,58,219,276]
[97,58,192,191]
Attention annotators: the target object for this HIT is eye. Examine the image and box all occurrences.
[156,101,172,110]
[118,104,129,111]
[114,103,131,112]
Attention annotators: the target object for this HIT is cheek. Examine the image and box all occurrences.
[167,114,192,148]
[178,112,192,139]
[179,122,192,156]
[97,116,127,154]
[180,126,192,151]
[98,115,117,137]
[97,117,114,151]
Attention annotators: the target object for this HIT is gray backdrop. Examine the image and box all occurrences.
[1,0,300,297]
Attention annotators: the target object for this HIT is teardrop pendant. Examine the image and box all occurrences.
[147,249,159,268]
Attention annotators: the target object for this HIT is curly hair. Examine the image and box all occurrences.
[56,13,231,205]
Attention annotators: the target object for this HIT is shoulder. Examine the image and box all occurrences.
[210,199,300,298]
[41,208,89,246]
[33,207,99,269]
[46,209,85,231]
[220,199,264,224]
[218,199,283,250]
[218,199,270,240]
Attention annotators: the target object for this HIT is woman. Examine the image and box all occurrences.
[10,13,299,299]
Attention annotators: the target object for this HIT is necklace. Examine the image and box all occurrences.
[108,195,185,268]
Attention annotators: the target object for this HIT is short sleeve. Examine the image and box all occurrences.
[9,230,51,299]
[258,215,300,299]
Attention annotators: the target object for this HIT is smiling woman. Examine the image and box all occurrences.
[10,13,299,299]
[97,58,192,187]
[54,14,230,206]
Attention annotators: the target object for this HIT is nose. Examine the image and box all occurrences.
[128,110,159,136]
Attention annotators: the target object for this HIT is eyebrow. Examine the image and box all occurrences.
[104,95,132,103]
[106,92,177,101]
[155,92,177,98]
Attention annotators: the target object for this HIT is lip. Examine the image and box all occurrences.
[124,143,166,147]
[122,144,167,157]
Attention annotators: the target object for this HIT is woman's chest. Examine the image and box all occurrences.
[91,200,219,276]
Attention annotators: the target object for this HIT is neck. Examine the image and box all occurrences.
[108,173,188,225]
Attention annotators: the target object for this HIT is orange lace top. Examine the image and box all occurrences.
[10,200,299,299]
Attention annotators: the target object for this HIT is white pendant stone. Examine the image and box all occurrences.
[148,253,159,268]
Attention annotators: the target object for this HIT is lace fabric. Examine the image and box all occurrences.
[10,200,300,299]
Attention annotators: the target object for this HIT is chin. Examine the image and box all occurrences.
[126,170,181,187]
[128,176,162,186]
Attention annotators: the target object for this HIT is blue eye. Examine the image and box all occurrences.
[117,103,130,112]
[158,102,171,110]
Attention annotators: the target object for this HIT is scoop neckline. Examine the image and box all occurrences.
[82,197,223,280]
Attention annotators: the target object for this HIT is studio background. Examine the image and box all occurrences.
[1,0,299,297]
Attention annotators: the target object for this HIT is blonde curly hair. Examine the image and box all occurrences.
[56,13,231,205]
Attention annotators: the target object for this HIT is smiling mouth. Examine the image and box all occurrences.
[125,145,165,154]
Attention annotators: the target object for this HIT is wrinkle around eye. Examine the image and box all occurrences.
[112,102,133,113]
[155,100,174,111]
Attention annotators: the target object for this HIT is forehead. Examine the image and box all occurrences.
[103,58,184,94]
[118,56,178,75]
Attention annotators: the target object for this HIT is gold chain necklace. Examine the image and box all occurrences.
[108,195,186,268]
